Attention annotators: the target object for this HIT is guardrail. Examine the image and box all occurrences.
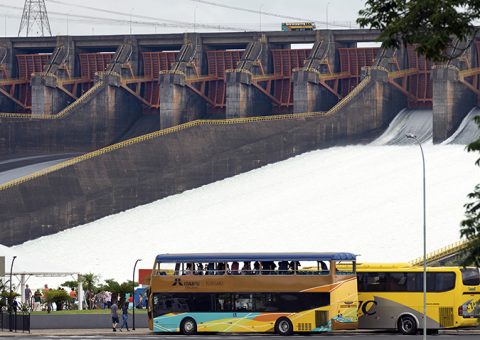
[410,239,471,266]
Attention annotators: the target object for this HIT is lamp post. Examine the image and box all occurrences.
[132,258,142,331]
[9,255,17,332]
[406,133,427,340]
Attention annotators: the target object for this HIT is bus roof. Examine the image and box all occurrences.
[155,252,356,263]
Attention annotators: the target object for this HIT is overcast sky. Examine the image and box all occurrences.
[0,0,368,37]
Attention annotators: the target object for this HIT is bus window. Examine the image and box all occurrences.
[216,293,233,311]
[366,272,387,291]
[432,272,456,292]
[461,268,480,286]
[234,294,253,311]
[388,272,408,291]
[254,293,278,312]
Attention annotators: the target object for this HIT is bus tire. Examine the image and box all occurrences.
[275,317,293,336]
[398,315,417,335]
[180,317,197,335]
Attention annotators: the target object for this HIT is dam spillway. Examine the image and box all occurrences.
[1,29,480,245]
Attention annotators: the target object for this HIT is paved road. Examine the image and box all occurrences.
[1,331,480,339]
[0,153,82,185]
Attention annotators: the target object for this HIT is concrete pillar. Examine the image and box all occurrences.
[0,40,15,112]
[77,274,83,311]
[159,72,204,129]
[183,33,204,76]
[225,70,272,118]
[20,274,26,304]
[432,65,477,143]
[292,69,338,113]
[123,37,139,77]
[31,74,73,115]
[55,36,75,78]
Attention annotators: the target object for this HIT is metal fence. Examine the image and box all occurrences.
[0,311,30,333]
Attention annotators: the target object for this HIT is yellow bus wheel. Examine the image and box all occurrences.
[275,317,293,336]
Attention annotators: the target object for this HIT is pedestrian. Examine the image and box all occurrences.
[24,284,32,308]
[111,299,119,332]
[33,289,42,311]
[43,284,52,313]
[119,301,130,331]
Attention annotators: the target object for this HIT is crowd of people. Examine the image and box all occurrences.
[20,284,143,312]
[173,260,329,275]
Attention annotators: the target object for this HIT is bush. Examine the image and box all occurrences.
[46,289,71,311]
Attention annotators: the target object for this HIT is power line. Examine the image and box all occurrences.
[46,0,246,31]
[0,3,240,31]
[189,0,354,28]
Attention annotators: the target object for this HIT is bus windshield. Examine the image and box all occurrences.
[461,268,480,286]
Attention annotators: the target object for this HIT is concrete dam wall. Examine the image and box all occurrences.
[0,76,142,157]
[0,68,406,245]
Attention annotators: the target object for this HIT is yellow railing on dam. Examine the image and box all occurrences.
[409,239,471,266]
[0,81,105,120]
[0,75,372,192]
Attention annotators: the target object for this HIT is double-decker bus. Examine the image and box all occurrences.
[147,252,358,335]
[281,22,316,31]
[356,263,480,335]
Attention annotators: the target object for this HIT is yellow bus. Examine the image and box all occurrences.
[147,252,358,335]
[281,22,316,31]
[356,263,480,335]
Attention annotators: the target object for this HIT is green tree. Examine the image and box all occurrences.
[61,280,78,291]
[460,117,480,266]
[80,273,100,293]
[357,0,480,61]
[100,279,138,304]
[45,289,71,311]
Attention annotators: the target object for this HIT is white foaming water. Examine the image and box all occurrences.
[443,107,480,145]
[1,143,477,289]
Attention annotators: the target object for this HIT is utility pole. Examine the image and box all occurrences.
[18,0,52,37]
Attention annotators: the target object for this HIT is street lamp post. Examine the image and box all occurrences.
[9,255,17,332]
[132,259,142,331]
[406,133,427,340]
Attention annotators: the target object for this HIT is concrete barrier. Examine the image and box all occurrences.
[31,313,148,329]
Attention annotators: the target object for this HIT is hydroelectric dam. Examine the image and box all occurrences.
[0,29,479,245]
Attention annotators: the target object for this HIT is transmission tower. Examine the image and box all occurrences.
[18,0,52,37]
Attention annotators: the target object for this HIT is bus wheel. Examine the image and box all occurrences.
[398,315,417,335]
[275,317,293,336]
[180,317,197,335]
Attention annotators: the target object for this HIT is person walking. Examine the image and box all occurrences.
[24,284,32,308]
[119,301,130,331]
[33,289,42,311]
[110,300,119,332]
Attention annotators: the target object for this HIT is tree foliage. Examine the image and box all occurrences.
[357,0,480,61]
[460,117,480,266]
[80,273,100,293]
[60,280,78,290]
[100,279,138,303]
[45,289,71,311]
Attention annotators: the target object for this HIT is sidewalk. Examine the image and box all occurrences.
[0,328,151,337]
